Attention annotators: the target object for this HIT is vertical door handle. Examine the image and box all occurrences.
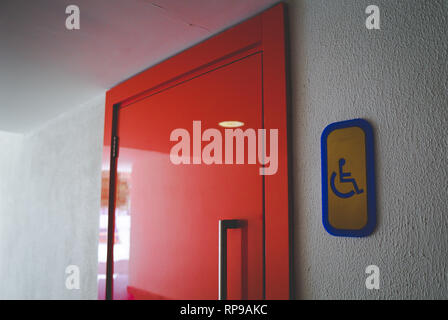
[219,219,244,300]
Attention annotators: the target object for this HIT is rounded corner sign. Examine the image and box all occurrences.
[321,118,376,237]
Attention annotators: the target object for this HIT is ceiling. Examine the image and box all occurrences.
[0,0,280,133]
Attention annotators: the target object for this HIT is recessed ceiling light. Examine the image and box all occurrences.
[218,121,244,128]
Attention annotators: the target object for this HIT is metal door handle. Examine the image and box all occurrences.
[219,219,244,300]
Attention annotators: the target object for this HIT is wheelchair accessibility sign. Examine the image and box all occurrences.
[321,119,376,237]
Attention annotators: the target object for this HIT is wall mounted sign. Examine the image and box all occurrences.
[321,119,376,237]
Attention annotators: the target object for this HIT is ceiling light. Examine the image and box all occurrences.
[218,121,244,128]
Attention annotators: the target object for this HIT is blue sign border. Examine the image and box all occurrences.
[321,118,376,237]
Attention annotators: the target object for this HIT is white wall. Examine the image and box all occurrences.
[0,132,23,218]
[0,131,25,297]
[0,98,104,299]
[286,0,448,299]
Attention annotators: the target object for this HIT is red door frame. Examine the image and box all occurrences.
[102,3,290,300]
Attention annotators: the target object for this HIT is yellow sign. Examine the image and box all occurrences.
[321,119,376,237]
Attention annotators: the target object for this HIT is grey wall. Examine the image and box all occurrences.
[286,0,448,299]
[0,98,104,299]
[0,132,24,294]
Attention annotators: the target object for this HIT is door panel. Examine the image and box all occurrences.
[100,3,290,300]
[113,53,263,300]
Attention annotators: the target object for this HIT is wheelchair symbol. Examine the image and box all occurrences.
[330,158,364,199]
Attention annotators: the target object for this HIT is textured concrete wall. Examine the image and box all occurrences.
[0,132,24,296]
[286,0,448,299]
[0,132,23,218]
[0,98,104,299]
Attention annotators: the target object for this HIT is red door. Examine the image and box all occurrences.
[99,3,290,300]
